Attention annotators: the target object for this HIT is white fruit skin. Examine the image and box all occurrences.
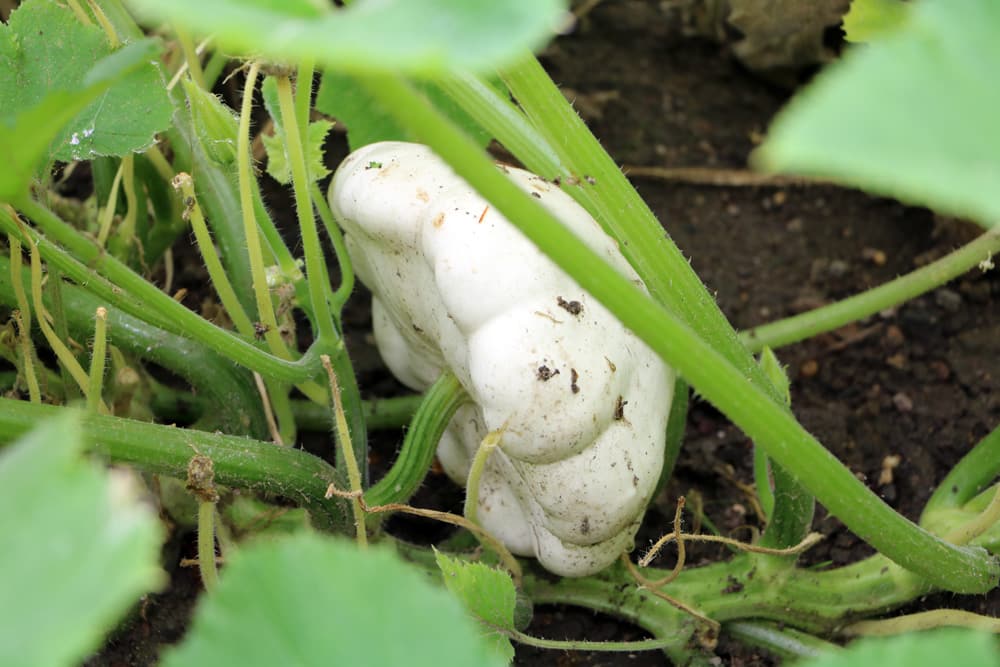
[330,141,673,576]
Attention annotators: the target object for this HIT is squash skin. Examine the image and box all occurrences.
[330,141,673,576]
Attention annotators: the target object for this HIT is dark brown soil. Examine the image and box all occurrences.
[90,2,999,665]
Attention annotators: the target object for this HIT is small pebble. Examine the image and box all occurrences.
[861,247,887,266]
[885,353,907,370]
[892,392,914,412]
[800,359,819,378]
[878,454,901,486]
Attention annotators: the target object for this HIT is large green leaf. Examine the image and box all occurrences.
[0,412,164,667]
[755,0,1000,229]
[0,38,163,202]
[161,535,506,667]
[125,0,567,76]
[435,550,517,662]
[0,0,172,162]
[796,629,1000,667]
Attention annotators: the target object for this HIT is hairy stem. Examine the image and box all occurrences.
[0,398,339,527]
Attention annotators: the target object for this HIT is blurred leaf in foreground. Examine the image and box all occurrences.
[125,0,568,76]
[795,628,1000,667]
[161,534,506,667]
[0,412,164,667]
[756,0,1000,230]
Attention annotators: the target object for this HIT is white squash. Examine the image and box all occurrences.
[329,141,673,576]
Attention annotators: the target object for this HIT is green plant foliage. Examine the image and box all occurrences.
[260,76,333,184]
[316,72,494,151]
[0,412,164,667]
[435,549,517,662]
[182,78,240,166]
[161,534,506,667]
[842,0,909,42]
[756,0,1000,230]
[0,0,172,163]
[0,39,162,202]
[793,629,1000,667]
[125,0,567,76]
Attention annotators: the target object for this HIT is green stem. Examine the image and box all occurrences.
[946,485,1000,546]
[436,72,562,173]
[87,307,108,413]
[96,159,124,247]
[3,202,323,384]
[355,73,999,594]
[175,25,207,90]
[310,181,355,314]
[506,629,680,653]
[742,228,1000,352]
[28,241,90,398]
[724,621,838,660]
[295,59,315,144]
[114,153,138,257]
[11,310,41,403]
[925,424,1000,516]
[275,74,336,343]
[322,355,367,546]
[365,373,467,506]
[756,348,814,551]
[0,397,339,527]
[47,267,81,402]
[168,95,256,314]
[174,172,256,336]
[202,50,228,90]
[753,447,775,519]
[0,253,267,435]
[525,552,933,643]
[197,500,219,590]
[237,62,289,358]
[7,236,41,403]
[463,426,504,525]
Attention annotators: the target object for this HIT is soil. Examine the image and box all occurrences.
[88,2,999,665]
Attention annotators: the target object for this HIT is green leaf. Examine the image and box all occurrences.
[0,38,163,202]
[435,549,516,663]
[260,76,333,184]
[125,0,567,76]
[0,92,94,202]
[796,629,1000,667]
[755,0,1000,229]
[0,412,164,667]
[316,71,494,151]
[0,0,172,162]
[161,534,506,667]
[842,0,909,43]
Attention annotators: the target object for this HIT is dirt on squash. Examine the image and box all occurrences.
[90,2,999,665]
